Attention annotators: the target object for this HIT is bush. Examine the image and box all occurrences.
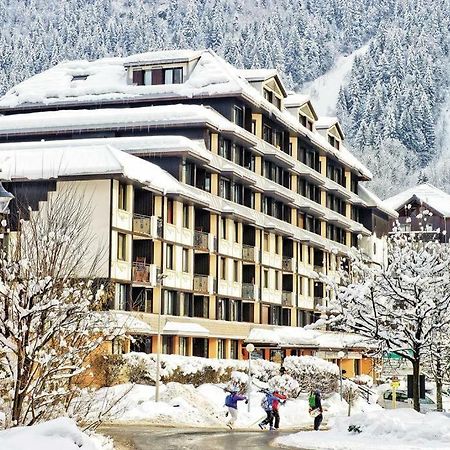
[282,356,339,394]
[97,355,130,387]
[268,374,300,397]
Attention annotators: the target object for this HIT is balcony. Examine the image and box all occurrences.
[282,291,293,307]
[242,245,257,263]
[194,230,209,251]
[242,283,258,300]
[133,215,162,238]
[193,274,214,294]
[132,262,159,286]
[282,257,295,272]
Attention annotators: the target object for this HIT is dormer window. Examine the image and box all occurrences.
[263,88,273,103]
[299,114,314,131]
[132,67,183,86]
[328,135,340,150]
[72,75,88,81]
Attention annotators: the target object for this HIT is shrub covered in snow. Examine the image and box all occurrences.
[122,353,279,387]
[268,374,300,397]
[282,356,339,394]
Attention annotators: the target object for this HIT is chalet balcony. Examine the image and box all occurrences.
[132,262,159,286]
[133,214,162,238]
[282,291,293,307]
[193,274,214,294]
[242,283,258,300]
[282,256,295,272]
[242,245,257,263]
[194,230,209,251]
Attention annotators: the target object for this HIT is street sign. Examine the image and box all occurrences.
[390,380,400,389]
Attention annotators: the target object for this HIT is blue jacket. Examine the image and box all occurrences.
[226,393,246,409]
[262,393,278,411]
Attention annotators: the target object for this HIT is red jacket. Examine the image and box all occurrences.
[272,392,287,411]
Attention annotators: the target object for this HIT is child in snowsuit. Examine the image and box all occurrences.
[309,389,323,431]
[271,390,287,429]
[259,391,278,430]
[224,389,247,428]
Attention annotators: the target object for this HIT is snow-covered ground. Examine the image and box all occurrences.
[94,382,380,430]
[275,409,450,450]
[302,44,370,116]
[0,418,113,450]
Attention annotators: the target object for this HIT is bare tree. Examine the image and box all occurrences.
[0,184,114,427]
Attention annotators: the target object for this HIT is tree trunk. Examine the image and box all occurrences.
[412,359,420,412]
[435,344,443,412]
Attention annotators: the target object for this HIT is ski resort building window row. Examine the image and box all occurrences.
[0,49,399,369]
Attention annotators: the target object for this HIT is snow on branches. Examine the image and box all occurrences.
[321,212,450,411]
[0,186,116,428]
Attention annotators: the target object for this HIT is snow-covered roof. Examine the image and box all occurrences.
[0,49,371,179]
[247,327,371,350]
[0,104,232,135]
[316,116,344,139]
[109,312,152,334]
[0,143,183,194]
[163,321,209,336]
[284,94,311,107]
[384,183,450,217]
[123,49,203,66]
[358,184,398,218]
[238,68,279,81]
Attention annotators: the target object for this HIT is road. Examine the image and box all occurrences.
[99,424,305,449]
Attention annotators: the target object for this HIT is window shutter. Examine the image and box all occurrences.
[132,70,144,85]
[152,69,164,85]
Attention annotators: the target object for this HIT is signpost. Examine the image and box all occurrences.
[245,343,255,412]
[390,377,400,409]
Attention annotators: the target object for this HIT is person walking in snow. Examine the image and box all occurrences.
[308,389,323,431]
[271,389,287,429]
[224,388,247,428]
[258,390,277,430]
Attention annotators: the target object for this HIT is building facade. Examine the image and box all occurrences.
[0,50,396,377]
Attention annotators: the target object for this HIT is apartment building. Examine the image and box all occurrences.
[0,50,396,376]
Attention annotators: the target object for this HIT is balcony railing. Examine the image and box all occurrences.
[194,274,211,294]
[133,214,163,238]
[242,245,257,262]
[282,256,294,272]
[132,262,159,286]
[282,291,293,307]
[242,283,257,300]
[194,230,209,251]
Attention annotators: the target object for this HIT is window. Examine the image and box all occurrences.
[275,271,279,290]
[179,337,189,356]
[230,299,241,321]
[263,269,269,288]
[230,340,239,359]
[221,257,226,280]
[182,248,189,273]
[217,298,228,320]
[166,244,174,270]
[251,119,257,135]
[116,284,127,310]
[183,162,195,186]
[183,293,193,317]
[183,204,190,228]
[263,88,272,103]
[233,106,244,127]
[162,336,173,354]
[264,232,269,252]
[233,260,239,282]
[299,277,303,295]
[117,233,127,261]
[139,67,183,86]
[221,218,227,239]
[112,337,124,355]
[263,125,272,143]
[219,138,232,160]
[164,67,183,84]
[234,222,239,243]
[219,177,232,200]
[218,339,226,359]
[167,199,174,224]
[118,183,127,210]
[274,96,281,110]
[275,236,279,254]
[162,290,178,315]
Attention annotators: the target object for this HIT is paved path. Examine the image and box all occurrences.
[99,424,305,449]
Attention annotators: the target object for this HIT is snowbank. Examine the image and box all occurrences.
[0,418,113,450]
[276,409,450,449]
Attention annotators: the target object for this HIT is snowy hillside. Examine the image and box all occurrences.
[302,44,370,117]
[0,0,449,196]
